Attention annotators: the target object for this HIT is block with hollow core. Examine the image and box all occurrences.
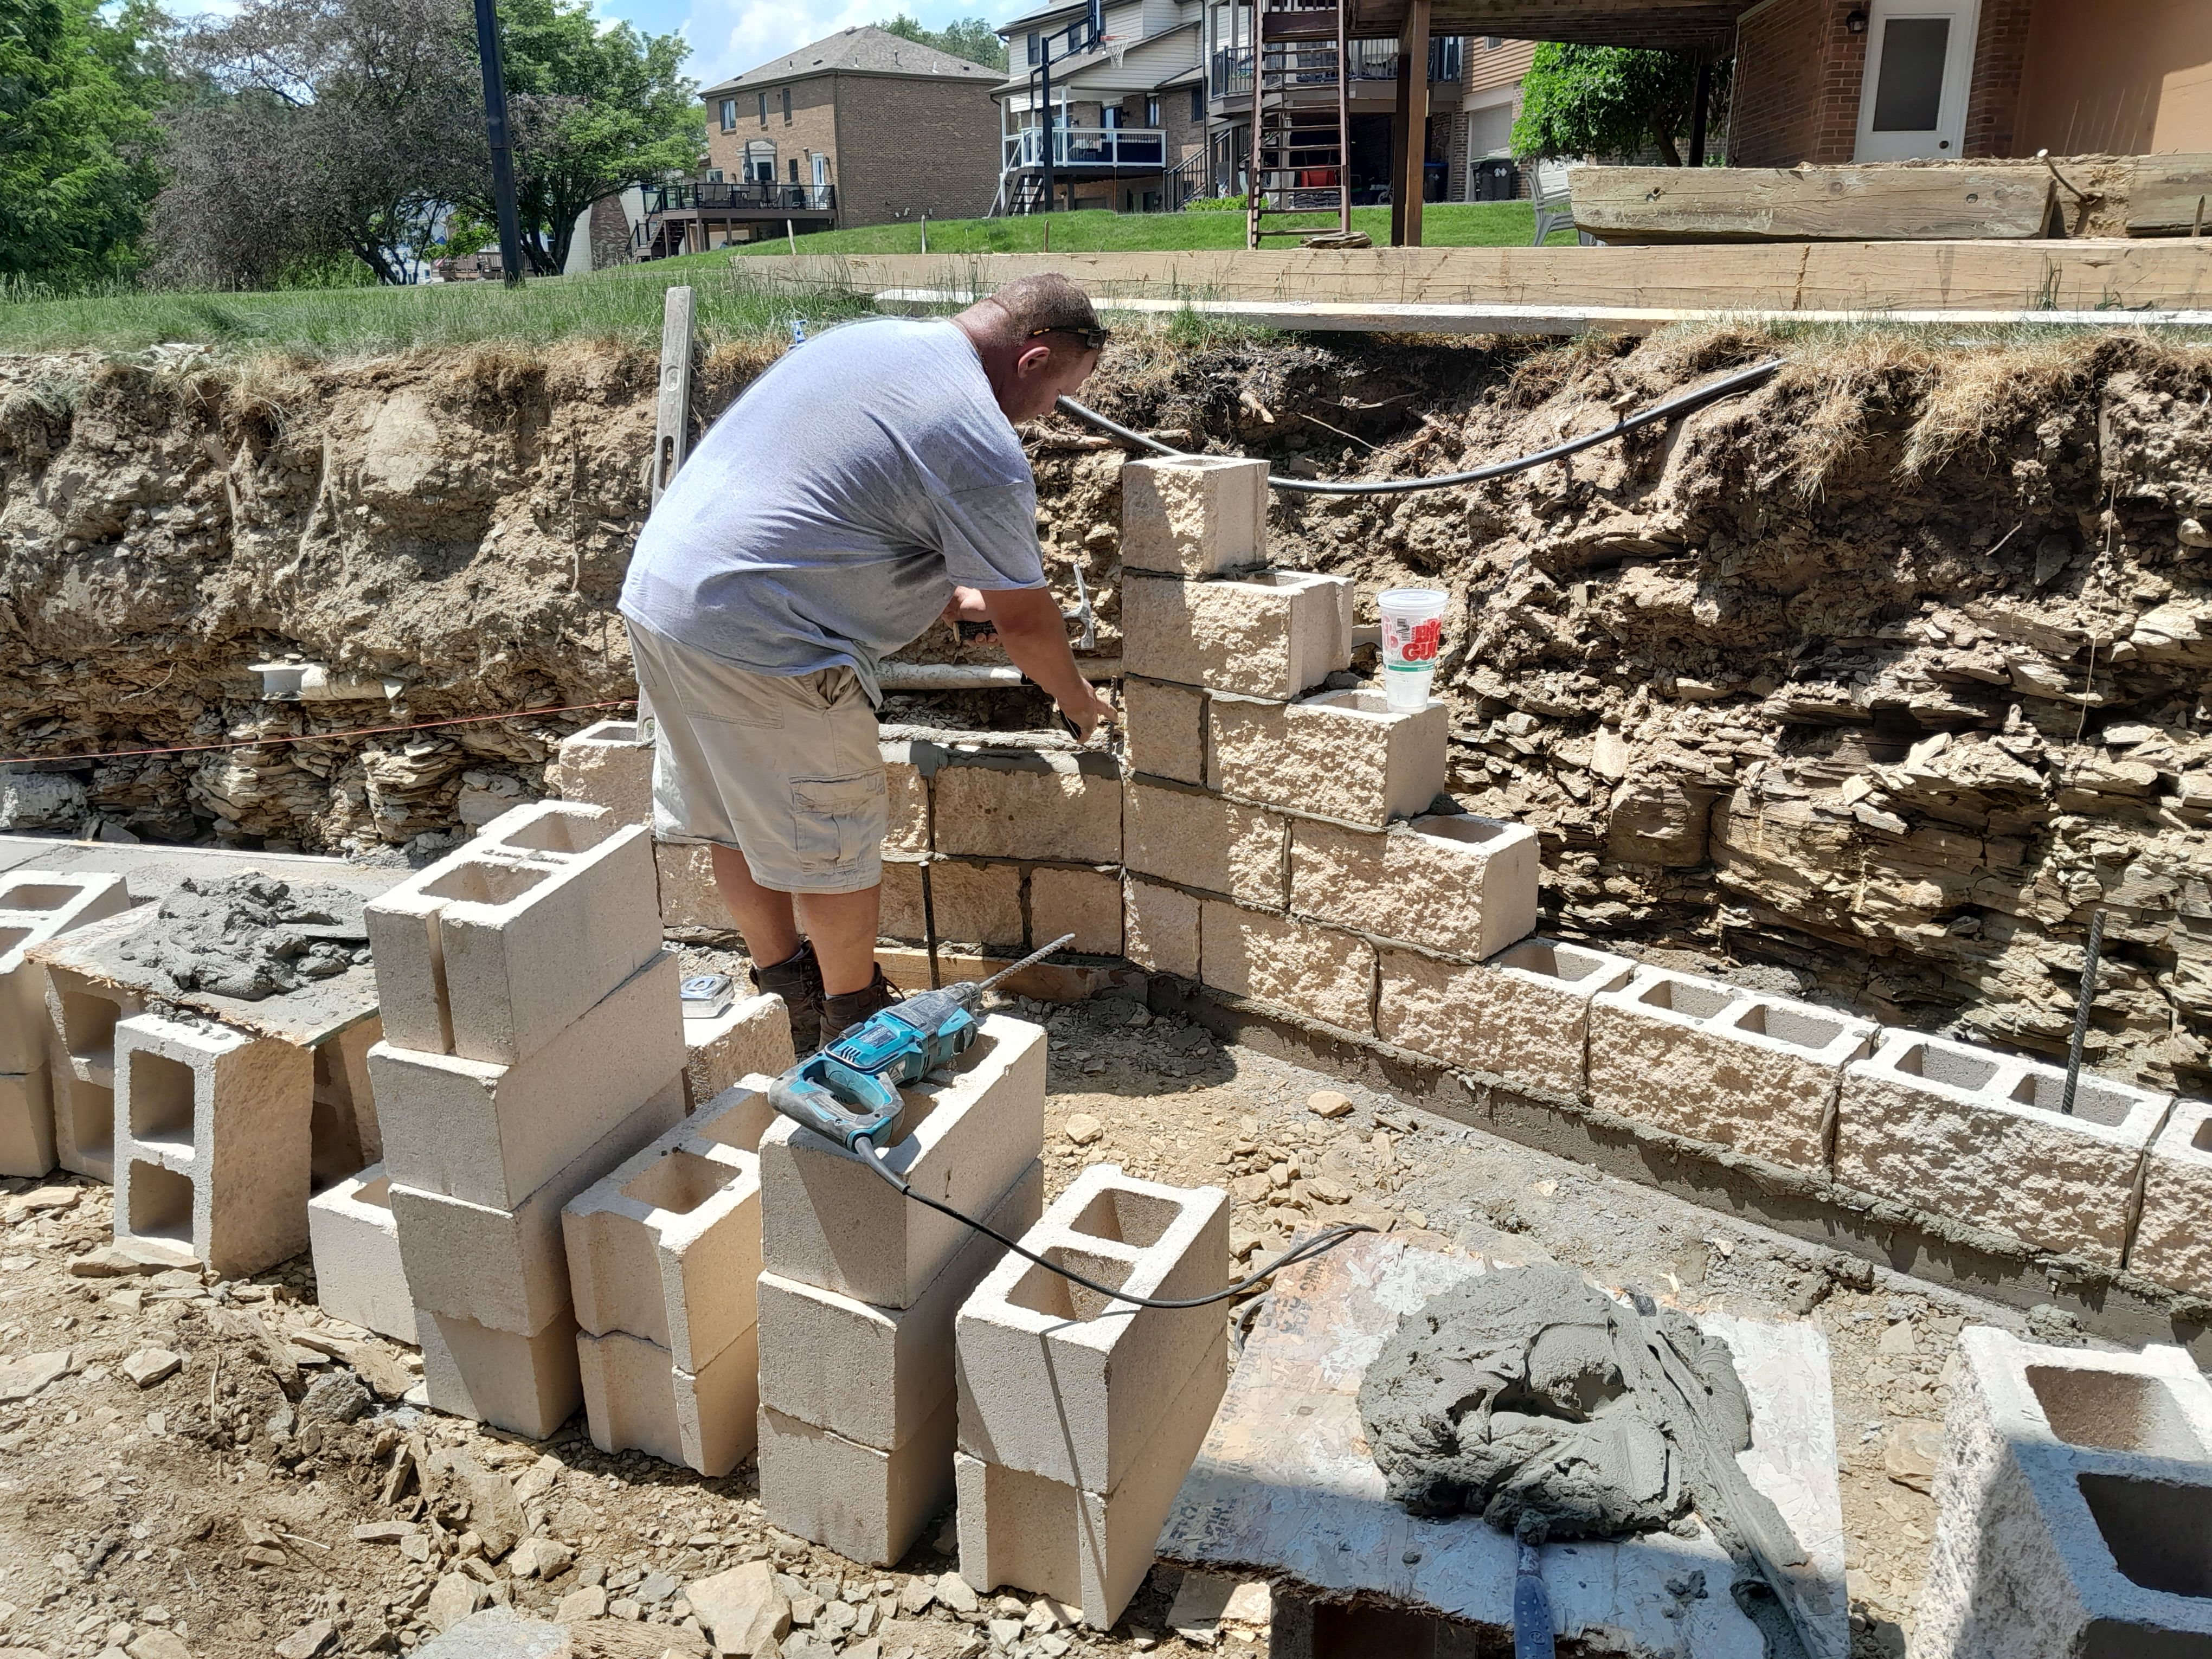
[682,992,793,1111]
[1907,1326,2212,1659]
[1587,968,1877,1171]
[563,1081,771,1372]
[112,1013,313,1278]
[0,1069,54,1179]
[1124,677,1207,787]
[393,1082,684,1336]
[2129,1096,2212,1299]
[546,719,652,825]
[956,1163,1229,1490]
[1377,938,1636,1100]
[1199,902,1374,1036]
[1836,1032,2171,1269]
[1289,812,1538,960]
[759,1159,1042,1455]
[1120,455,1270,577]
[1124,878,1200,980]
[307,1163,418,1345]
[956,1337,1224,1629]
[761,1014,1045,1309]
[929,861,1025,951]
[1123,569,1353,700]
[44,962,139,1182]
[1030,868,1123,956]
[757,1394,959,1567]
[365,799,660,1064]
[930,752,1122,864]
[576,1323,759,1477]
[1124,780,1287,906]
[369,948,683,1211]
[310,1017,382,1187]
[0,871,133,1074]
[418,1306,582,1438]
[882,742,930,856]
[1210,690,1448,829]
[654,842,726,932]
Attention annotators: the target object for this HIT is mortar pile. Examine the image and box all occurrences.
[116,871,369,999]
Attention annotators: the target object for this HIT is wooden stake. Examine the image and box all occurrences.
[786,218,796,254]
[651,285,695,506]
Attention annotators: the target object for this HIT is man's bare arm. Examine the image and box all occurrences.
[972,586,1116,739]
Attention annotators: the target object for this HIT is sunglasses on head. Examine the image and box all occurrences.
[1028,324,1112,351]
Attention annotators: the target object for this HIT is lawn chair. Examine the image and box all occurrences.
[1532,158,1598,246]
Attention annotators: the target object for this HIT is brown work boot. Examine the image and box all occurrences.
[750,941,825,1053]
[820,966,903,1047]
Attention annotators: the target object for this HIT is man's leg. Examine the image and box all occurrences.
[793,885,882,998]
[708,843,801,966]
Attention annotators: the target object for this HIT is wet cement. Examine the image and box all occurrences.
[117,873,369,1000]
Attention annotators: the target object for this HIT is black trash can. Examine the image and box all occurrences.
[1472,157,1518,202]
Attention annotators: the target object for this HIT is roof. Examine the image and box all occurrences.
[1347,0,1755,48]
[996,0,1091,36]
[702,26,1000,97]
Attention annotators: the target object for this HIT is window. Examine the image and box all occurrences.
[707,168,725,182]
[1146,94,1160,127]
[788,157,800,182]
[782,87,792,123]
[1484,35,1501,48]
[719,98,737,130]
[1026,30,1040,64]
[1190,84,1203,123]
[758,91,768,124]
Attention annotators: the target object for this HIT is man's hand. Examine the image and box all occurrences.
[1058,680,1117,742]
[942,586,997,643]
[972,585,1118,742]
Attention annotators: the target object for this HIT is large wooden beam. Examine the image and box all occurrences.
[1388,0,1431,247]
[1569,165,2059,243]
[2127,156,2212,238]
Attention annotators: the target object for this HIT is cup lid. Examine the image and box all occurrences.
[1377,587,1448,611]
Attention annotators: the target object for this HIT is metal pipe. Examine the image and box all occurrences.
[876,659,1120,691]
[2060,906,2106,1116]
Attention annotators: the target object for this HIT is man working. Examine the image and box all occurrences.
[619,274,1116,1052]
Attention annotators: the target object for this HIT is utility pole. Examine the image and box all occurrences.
[1039,47,1055,214]
[472,0,527,284]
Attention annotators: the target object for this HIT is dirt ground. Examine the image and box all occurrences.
[0,980,2044,1659]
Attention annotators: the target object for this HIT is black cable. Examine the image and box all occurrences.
[852,1133,1374,1309]
[1054,356,1785,497]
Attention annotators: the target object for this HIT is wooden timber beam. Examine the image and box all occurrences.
[2127,156,2212,239]
[1389,0,1430,247]
[1570,165,2060,244]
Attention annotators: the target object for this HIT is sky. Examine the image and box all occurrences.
[601,0,1000,88]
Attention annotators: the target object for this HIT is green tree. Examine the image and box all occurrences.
[1510,43,1727,169]
[876,14,1005,71]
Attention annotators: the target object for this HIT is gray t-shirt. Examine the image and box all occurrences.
[620,316,1046,702]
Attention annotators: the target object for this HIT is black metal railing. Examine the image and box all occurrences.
[1211,44,1253,100]
[640,181,836,214]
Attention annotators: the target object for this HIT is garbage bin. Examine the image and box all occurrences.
[1473,157,1518,202]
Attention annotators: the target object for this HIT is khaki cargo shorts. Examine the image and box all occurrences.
[629,620,888,895]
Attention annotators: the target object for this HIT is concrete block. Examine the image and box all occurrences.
[2130,1096,2212,1298]
[759,1159,1043,1454]
[1120,455,1269,577]
[1907,1326,2212,1659]
[654,841,726,931]
[0,872,133,1073]
[1031,868,1123,956]
[1588,968,1877,1170]
[883,741,931,856]
[1289,812,1538,959]
[955,1337,1224,1629]
[1124,677,1207,787]
[956,1163,1228,1490]
[1211,690,1448,829]
[757,1395,959,1567]
[393,1083,684,1336]
[1377,938,1635,1100]
[113,1013,314,1278]
[43,965,140,1182]
[880,860,927,943]
[931,752,1121,864]
[365,800,660,1064]
[1199,902,1374,1036]
[682,992,793,1111]
[1836,1032,2171,1269]
[1124,780,1286,906]
[563,1081,769,1371]
[311,1016,382,1186]
[545,719,652,825]
[1122,569,1353,699]
[0,1068,53,1178]
[929,861,1025,950]
[762,1014,1045,1309]
[576,1324,759,1476]
[419,1307,582,1438]
[1124,878,1200,980]
[307,1164,419,1345]
[370,949,684,1211]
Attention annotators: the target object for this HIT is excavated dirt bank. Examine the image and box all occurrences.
[3,325,2209,1094]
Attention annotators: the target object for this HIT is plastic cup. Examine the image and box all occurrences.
[1377,587,1448,711]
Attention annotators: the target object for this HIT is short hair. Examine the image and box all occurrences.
[980,273,1099,342]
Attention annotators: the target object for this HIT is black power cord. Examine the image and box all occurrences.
[852,1133,1374,1309]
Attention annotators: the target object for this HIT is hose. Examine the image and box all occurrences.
[1054,356,1785,497]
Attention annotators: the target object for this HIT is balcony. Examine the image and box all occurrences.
[1006,126,1167,170]
[1207,34,1462,101]
[640,181,837,214]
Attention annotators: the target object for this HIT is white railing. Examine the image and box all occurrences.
[1006,126,1168,169]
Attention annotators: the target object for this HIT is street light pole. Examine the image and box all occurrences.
[472,0,527,284]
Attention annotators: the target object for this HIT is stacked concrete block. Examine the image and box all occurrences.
[113,1013,315,1276]
[1122,569,1352,700]
[2129,1096,2212,1297]
[954,1165,1230,1628]
[1836,1032,2172,1269]
[681,992,793,1110]
[1030,867,1123,956]
[1125,879,1200,980]
[1200,901,1375,1036]
[1908,1327,2212,1659]
[929,860,1026,950]
[1289,813,1538,959]
[932,750,1122,865]
[0,872,134,1177]
[1120,455,1269,576]
[42,964,143,1182]
[307,1165,417,1343]
[1210,690,1448,829]
[1125,781,1287,907]
[1124,677,1207,786]
[756,1014,1046,1565]
[310,1017,382,1192]
[1377,937,1636,1099]
[545,719,652,825]
[1589,968,1878,1169]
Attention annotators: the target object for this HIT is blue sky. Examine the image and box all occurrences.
[591,0,1000,90]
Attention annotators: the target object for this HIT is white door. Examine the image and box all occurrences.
[1854,0,1979,162]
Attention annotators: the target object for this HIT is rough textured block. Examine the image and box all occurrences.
[1289,812,1538,959]
[307,1164,418,1345]
[2130,1096,2212,1298]
[757,1395,958,1567]
[880,860,927,943]
[1124,780,1286,905]
[1588,968,1877,1170]
[576,1324,758,1476]
[931,752,1121,864]
[369,949,683,1211]
[365,800,660,1064]
[1377,938,1635,1099]
[1124,677,1207,787]
[1836,1032,2170,1269]
[1199,902,1373,1035]
[760,1160,1042,1454]
[762,1015,1045,1308]
[929,861,1025,950]
[419,1307,582,1438]
[956,1165,1228,1490]
[1031,868,1123,956]
[682,992,792,1110]
[1211,690,1448,828]
[883,741,930,856]
[1120,455,1269,576]
[1124,879,1200,980]
[563,1081,770,1372]
[1908,1327,2212,1659]
[1122,570,1353,699]
[0,1069,53,1178]
[113,1013,314,1278]
[546,719,651,825]
[654,841,726,931]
